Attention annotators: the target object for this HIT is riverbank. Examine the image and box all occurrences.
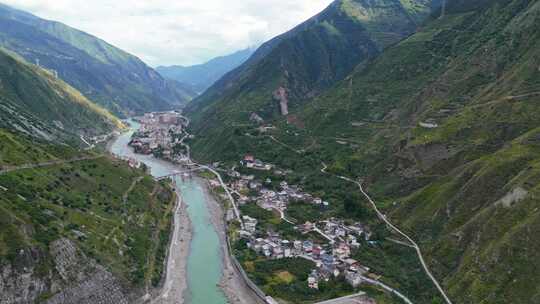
[107,125,191,304]
[200,177,266,304]
[150,185,193,304]
[109,119,263,304]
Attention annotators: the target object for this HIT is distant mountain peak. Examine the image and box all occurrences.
[157,47,255,93]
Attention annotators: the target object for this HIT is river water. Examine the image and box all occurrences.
[109,121,228,304]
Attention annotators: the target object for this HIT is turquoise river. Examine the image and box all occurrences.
[110,120,228,304]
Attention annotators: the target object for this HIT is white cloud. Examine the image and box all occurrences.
[2,0,334,66]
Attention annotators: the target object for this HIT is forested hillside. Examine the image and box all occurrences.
[0,28,175,303]
[0,48,122,145]
[0,3,196,116]
[186,0,540,303]
[185,0,440,154]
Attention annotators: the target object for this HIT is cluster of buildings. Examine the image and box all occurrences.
[298,219,370,246]
[240,155,274,171]
[229,171,376,290]
[239,217,376,290]
[129,112,186,160]
[90,131,120,145]
[227,157,330,216]
[216,154,381,291]
[300,219,376,289]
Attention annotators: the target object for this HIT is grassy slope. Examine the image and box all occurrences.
[187,0,436,161]
[0,129,86,168]
[293,1,540,303]
[0,48,123,143]
[279,1,540,302]
[187,0,540,303]
[0,133,175,295]
[0,4,195,116]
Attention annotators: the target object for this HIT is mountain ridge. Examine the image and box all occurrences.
[185,0,439,161]
[157,47,255,93]
[0,47,122,145]
[184,0,540,303]
[0,3,196,117]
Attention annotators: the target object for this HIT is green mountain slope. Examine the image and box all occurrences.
[0,41,174,302]
[186,0,439,161]
[0,140,175,303]
[157,47,255,93]
[0,48,122,145]
[0,3,196,116]
[186,0,540,303]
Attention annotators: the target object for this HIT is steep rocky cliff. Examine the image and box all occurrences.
[1,239,129,304]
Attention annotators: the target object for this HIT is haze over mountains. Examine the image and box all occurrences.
[157,47,255,93]
[185,0,441,159]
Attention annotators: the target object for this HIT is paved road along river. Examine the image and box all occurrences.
[110,120,228,304]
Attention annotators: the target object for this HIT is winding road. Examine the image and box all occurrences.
[192,163,244,230]
[321,163,453,304]
[359,276,413,304]
[166,115,436,304]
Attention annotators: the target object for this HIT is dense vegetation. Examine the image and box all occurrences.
[234,242,355,304]
[187,0,540,303]
[0,3,196,116]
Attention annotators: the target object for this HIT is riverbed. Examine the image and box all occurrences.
[109,121,228,304]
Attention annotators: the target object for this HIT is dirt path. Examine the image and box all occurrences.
[0,155,104,175]
[123,176,144,204]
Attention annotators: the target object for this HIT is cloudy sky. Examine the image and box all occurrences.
[3,0,334,67]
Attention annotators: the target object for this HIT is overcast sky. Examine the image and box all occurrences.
[3,0,334,67]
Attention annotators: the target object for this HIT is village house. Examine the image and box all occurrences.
[243,215,258,233]
[345,271,364,288]
[209,179,221,188]
[308,273,319,289]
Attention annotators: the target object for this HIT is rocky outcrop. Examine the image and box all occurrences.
[0,238,129,304]
[273,87,289,116]
[0,244,50,304]
[495,187,528,208]
[396,143,461,174]
[46,239,128,304]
